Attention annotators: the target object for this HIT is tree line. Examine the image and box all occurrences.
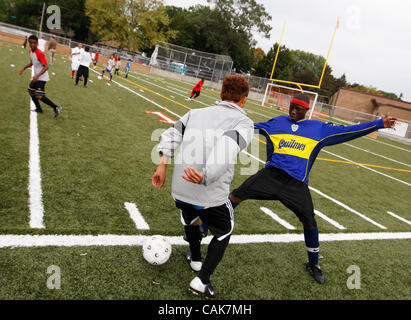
[0,0,401,99]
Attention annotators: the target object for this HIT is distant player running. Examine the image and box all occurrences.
[229,93,396,284]
[71,43,84,79]
[125,59,131,78]
[101,55,115,82]
[75,46,92,88]
[188,78,205,100]
[93,51,99,67]
[19,35,62,117]
[114,57,121,75]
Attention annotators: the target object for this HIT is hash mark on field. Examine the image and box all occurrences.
[386,211,411,226]
[124,202,150,230]
[314,210,346,230]
[260,207,296,230]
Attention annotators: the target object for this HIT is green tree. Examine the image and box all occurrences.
[0,0,91,41]
[85,0,175,52]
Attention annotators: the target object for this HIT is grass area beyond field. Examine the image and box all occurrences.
[0,41,410,300]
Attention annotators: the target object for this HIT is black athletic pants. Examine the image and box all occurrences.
[76,65,89,86]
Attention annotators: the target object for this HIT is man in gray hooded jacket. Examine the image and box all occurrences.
[152,75,254,298]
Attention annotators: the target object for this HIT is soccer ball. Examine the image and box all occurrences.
[142,235,172,265]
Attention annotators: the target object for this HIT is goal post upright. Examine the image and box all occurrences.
[269,17,340,90]
[262,17,339,120]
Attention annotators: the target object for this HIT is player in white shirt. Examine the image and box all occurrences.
[19,35,62,117]
[114,57,121,75]
[101,55,115,82]
[38,36,47,52]
[71,43,84,79]
[75,47,93,88]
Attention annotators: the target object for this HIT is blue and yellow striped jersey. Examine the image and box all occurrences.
[255,115,385,184]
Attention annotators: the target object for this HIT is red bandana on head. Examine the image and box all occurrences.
[290,98,310,109]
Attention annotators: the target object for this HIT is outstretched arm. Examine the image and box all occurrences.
[19,60,33,76]
[320,115,396,147]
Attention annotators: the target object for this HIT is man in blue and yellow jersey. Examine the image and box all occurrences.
[229,93,396,284]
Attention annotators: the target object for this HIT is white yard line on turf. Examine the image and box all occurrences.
[1,232,410,247]
[386,211,411,226]
[321,149,411,187]
[28,68,45,229]
[314,210,346,230]
[98,72,388,231]
[124,202,150,230]
[260,207,296,230]
[344,143,411,168]
[364,137,411,153]
[309,186,387,229]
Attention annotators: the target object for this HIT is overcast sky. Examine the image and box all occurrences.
[164,0,411,101]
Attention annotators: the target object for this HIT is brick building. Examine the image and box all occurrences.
[330,88,411,121]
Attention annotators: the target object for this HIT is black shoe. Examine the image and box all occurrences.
[54,106,62,118]
[184,253,202,272]
[34,108,43,113]
[305,263,326,284]
[189,277,217,299]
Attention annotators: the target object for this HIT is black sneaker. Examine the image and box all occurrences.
[189,277,217,299]
[34,108,43,113]
[305,263,326,284]
[54,106,62,118]
[184,253,202,272]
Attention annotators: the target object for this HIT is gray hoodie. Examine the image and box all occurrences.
[157,101,254,207]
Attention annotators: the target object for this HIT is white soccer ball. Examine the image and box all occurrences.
[142,235,172,265]
[98,76,102,80]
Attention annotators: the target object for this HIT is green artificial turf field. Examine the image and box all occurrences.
[0,41,410,299]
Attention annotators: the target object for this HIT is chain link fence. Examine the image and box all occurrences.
[150,41,233,82]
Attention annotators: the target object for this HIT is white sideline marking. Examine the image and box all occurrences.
[0,232,410,248]
[104,71,387,231]
[309,186,386,229]
[322,149,411,187]
[365,137,411,153]
[314,210,346,230]
[124,202,150,230]
[344,143,411,168]
[386,211,411,226]
[260,207,296,230]
[28,68,45,229]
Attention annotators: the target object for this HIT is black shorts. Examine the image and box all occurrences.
[191,90,200,97]
[28,80,46,96]
[231,166,316,228]
[77,65,89,78]
[176,200,234,241]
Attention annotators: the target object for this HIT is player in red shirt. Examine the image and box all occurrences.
[189,78,205,100]
[19,35,62,117]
